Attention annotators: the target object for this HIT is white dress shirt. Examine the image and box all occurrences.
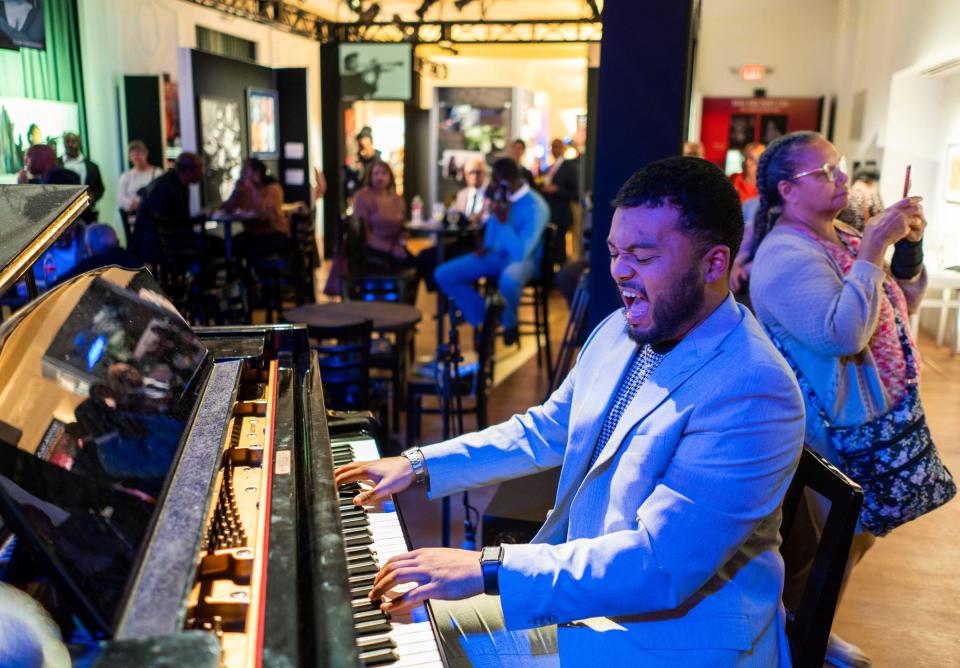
[62,154,87,185]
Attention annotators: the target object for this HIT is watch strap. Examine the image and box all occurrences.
[480,545,503,595]
[401,447,427,485]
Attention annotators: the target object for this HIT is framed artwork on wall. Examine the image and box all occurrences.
[946,145,960,203]
[198,96,243,207]
[246,87,278,159]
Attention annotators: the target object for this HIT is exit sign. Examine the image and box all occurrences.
[739,64,766,81]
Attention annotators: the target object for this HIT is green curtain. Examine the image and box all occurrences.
[0,0,87,143]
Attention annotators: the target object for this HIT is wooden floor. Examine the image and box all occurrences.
[831,334,960,666]
[389,283,960,666]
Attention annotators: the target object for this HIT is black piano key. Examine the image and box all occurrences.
[346,554,377,566]
[354,618,392,636]
[358,648,400,666]
[345,544,373,555]
[343,526,372,537]
[345,535,373,547]
[351,599,381,613]
[349,563,380,577]
[353,609,389,624]
[357,635,397,651]
[349,573,377,587]
[340,507,366,517]
[351,584,375,598]
[341,516,369,529]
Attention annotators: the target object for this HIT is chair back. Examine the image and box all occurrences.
[536,223,557,284]
[309,320,373,412]
[780,447,864,668]
[546,269,590,398]
[290,206,317,303]
[344,216,368,275]
[342,269,418,306]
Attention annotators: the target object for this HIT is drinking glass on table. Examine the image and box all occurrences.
[432,202,446,226]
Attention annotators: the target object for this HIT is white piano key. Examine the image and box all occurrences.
[334,436,443,667]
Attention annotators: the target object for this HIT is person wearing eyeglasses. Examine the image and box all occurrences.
[749,131,927,668]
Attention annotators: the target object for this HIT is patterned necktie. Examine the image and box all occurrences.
[589,344,666,468]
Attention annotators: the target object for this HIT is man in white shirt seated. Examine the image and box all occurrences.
[455,158,489,224]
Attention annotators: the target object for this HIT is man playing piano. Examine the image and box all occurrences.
[336,156,805,666]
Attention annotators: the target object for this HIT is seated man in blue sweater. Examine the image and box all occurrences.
[435,158,549,344]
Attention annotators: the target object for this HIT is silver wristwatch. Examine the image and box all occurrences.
[401,447,427,485]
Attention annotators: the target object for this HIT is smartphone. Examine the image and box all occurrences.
[902,164,912,198]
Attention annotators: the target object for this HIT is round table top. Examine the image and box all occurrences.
[284,301,422,332]
[403,221,481,236]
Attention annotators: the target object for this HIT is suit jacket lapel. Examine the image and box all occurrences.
[584,296,746,480]
[535,323,638,542]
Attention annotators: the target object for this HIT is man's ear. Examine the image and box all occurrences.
[702,244,730,284]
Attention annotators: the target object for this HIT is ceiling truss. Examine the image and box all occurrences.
[181,0,602,43]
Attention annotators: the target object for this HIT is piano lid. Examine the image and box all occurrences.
[0,184,91,295]
[0,266,208,635]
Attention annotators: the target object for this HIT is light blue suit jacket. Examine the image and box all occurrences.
[423,295,805,664]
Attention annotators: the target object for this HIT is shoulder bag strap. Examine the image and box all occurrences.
[764,326,834,427]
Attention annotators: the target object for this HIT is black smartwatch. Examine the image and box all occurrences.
[480,545,503,595]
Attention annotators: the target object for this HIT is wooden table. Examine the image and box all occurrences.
[284,301,422,433]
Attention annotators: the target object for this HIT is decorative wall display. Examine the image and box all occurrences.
[0,96,80,180]
[199,96,243,207]
[946,145,960,204]
[246,87,278,159]
[338,43,411,101]
[0,0,45,49]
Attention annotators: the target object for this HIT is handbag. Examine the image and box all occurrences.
[768,284,956,536]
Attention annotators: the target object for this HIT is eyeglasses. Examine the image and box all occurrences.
[466,170,485,175]
[788,156,848,183]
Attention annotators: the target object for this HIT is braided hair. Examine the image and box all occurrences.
[751,131,821,259]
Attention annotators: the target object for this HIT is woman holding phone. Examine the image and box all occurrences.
[749,131,927,668]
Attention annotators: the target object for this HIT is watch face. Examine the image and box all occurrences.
[482,546,502,562]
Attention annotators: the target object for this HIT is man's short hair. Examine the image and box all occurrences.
[612,156,743,259]
[491,157,520,184]
[512,138,526,150]
[175,152,200,172]
[85,223,119,255]
[128,140,148,154]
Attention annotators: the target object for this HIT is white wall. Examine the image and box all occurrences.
[77,0,323,235]
[695,0,839,99]
[831,0,960,268]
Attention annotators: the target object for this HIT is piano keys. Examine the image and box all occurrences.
[0,264,446,667]
[328,424,445,667]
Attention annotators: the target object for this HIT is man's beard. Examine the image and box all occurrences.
[623,264,705,345]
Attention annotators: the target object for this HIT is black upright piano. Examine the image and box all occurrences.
[0,186,445,667]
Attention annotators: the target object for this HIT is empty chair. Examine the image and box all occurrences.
[342,269,420,431]
[309,320,374,414]
[780,447,864,668]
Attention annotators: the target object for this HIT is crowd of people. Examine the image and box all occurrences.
[12,131,305,300]
[340,127,581,344]
[335,131,948,668]
[9,122,948,667]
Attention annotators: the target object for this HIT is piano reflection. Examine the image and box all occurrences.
[0,261,446,665]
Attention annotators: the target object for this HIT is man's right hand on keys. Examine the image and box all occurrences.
[334,457,417,505]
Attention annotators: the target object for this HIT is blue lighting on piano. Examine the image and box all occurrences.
[86,335,107,370]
